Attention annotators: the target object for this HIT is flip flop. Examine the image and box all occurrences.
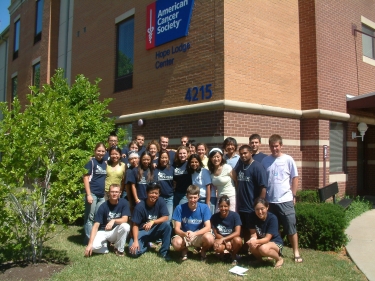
[294,256,303,263]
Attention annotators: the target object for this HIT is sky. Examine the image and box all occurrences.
[0,0,11,34]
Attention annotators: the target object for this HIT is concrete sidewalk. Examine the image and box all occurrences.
[345,197,375,281]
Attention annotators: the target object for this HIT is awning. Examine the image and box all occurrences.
[347,92,375,109]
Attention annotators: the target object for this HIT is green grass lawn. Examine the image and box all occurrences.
[45,226,366,281]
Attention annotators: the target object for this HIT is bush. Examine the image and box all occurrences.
[296,190,319,203]
[295,203,348,251]
[345,196,372,224]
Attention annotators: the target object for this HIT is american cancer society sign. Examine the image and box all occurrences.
[146,0,194,50]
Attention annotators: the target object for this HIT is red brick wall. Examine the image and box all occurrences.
[7,0,60,106]
[71,0,224,117]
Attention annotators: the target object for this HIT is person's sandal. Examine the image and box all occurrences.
[294,256,303,263]
[114,248,124,257]
[181,255,188,261]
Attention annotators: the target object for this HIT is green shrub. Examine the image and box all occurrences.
[296,190,319,203]
[345,196,372,224]
[295,203,348,251]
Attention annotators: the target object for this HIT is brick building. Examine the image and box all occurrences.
[4,0,375,196]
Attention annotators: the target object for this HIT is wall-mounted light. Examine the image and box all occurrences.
[138,119,144,127]
[352,122,368,141]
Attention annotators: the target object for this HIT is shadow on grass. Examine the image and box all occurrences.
[67,227,85,246]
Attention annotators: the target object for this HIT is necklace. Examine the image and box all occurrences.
[243,160,254,170]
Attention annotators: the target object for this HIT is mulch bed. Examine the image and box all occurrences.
[0,261,65,281]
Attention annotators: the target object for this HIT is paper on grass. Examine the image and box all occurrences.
[229,265,248,276]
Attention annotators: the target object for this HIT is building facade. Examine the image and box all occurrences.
[4,0,375,196]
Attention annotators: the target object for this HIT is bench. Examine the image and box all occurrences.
[318,182,353,209]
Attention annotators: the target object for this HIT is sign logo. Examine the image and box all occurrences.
[146,0,195,50]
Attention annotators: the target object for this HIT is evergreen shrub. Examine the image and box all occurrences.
[296,190,319,203]
[295,203,348,251]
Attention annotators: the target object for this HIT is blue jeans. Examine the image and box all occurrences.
[199,197,217,215]
[128,221,172,257]
[174,192,188,209]
[162,196,174,221]
[84,193,105,244]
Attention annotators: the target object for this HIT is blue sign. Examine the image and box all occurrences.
[146,0,195,50]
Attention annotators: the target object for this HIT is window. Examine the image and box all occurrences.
[13,19,20,60]
[115,16,134,92]
[33,62,41,90]
[329,122,346,173]
[34,0,44,43]
[11,76,17,102]
[362,24,375,59]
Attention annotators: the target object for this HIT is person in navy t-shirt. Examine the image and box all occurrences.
[124,151,139,210]
[127,151,153,204]
[211,195,242,265]
[84,184,130,257]
[233,145,267,251]
[128,182,171,261]
[249,134,268,163]
[173,146,192,208]
[83,142,107,244]
[247,197,284,268]
[154,149,174,220]
[172,185,214,262]
[159,136,175,165]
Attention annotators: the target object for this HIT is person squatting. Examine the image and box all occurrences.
[83,133,303,267]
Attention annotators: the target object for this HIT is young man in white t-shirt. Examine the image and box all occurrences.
[261,134,302,263]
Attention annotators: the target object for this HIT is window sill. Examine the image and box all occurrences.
[363,55,375,66]
[329,173,347,183]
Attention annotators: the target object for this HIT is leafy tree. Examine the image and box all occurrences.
[0,69,116,263]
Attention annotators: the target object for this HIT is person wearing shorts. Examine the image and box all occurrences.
[261,134,302,263]
[171,185,214,262]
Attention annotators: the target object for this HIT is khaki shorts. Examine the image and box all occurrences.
[173,232,213,247]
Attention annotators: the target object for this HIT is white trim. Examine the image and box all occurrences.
[301,140,329,146]
[347,161,357,167]
[363,56,375,66]
[329,173,347,183]
[115,8,135,24]
[115,99,375,125]
[295,161,329,168]
[361,16,375,30]
[346,141,357,147]
[32,56,41,66]
[11,71,18,78]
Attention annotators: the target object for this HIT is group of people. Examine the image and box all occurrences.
[83,133,302,267]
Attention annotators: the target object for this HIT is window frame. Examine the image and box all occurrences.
[114,11,135,93]
[329,121,347,174]
[32,62,41,90]
[11,76,18,102]
[13,19,20,60]
[34,0,44,44]
[362,24,375,59]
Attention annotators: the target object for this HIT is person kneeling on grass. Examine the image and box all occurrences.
[84,184,131,257]
[171,184,214,262]
[128,182,172,261]
[210,195,243,265]
[247,197,284,268]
